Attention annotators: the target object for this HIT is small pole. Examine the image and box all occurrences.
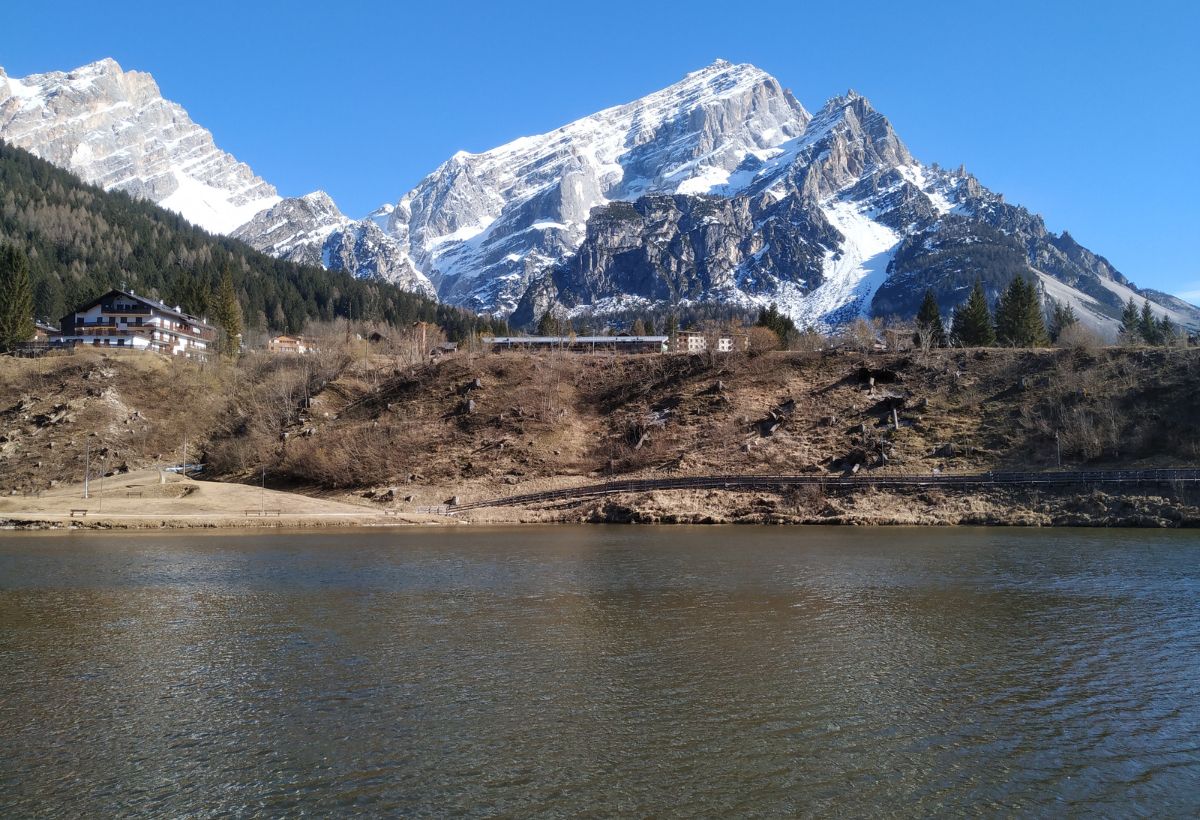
[261,467,266,515]
[98,455,107,513]
[83,439,91,499]
[1056,431,1062,468]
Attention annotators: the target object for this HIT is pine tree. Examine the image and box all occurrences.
[1139,300,1161,346]
[211,265,243,358]
[631,318,647,336]
[756,303,797,347]
[664,314,679,340]
[1120,297,1141,344]
[536,310,560,337]
[950,279,996,347]
[1048,301,1078,342]
[994,276,1049,347]
[0,243,35,353]
[1159,315,1176,346]
[913,289,947,347]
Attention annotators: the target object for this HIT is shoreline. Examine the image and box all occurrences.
[3,468,1198,533]
[4,487,1198,531]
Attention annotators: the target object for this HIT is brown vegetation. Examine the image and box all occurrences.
[4,343,1200,525]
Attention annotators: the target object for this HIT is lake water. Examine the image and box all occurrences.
[1,526,1198,816]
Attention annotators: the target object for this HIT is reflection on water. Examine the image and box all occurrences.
[1,526,1198,815]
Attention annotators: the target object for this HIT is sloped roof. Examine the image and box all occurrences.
[64,289,213,329]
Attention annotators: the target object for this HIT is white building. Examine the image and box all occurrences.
[57,289,216,357]
[267,335,311,355]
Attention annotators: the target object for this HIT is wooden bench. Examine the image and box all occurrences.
[381,509,403,516]
[69,509,88,517]
[126,491,143,498]
[244,509,283,516]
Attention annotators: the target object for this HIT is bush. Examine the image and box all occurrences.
[1054,322,1106,352]
[746,326,781,352]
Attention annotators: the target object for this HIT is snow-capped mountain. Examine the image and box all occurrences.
[384,60,810,313]
[0,58,279,234]
[3,56,1194,330]
[230,193,435,297]
[504,78,1200,334]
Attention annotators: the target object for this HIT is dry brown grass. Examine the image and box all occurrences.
[7,345,1200,503]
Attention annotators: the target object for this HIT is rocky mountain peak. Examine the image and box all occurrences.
[0,58,280,234]
[73,56,123,76]
[382,60,813,312]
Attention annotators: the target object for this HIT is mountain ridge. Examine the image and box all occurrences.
[3,57,1195,333]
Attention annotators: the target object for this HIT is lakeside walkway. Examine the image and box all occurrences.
[457,468,1200,511]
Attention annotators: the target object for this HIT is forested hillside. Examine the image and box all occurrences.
[0,141,501,338]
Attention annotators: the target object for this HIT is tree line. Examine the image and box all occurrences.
[0,140,505,343]
[914,275,1185,349]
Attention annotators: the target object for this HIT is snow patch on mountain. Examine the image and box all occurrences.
[750,199,901,327]
[159,171,280,235]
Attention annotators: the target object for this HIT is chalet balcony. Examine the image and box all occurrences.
[96,305,152,316]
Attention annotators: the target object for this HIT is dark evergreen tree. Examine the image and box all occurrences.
[1120,297,1141,343]
[1158,315,1176,346]
[913,288,947,347]
[1048,301,1078,342]
[536,310,561,337]
[32,274,65,322]
[950,279,996,347]
[1139,299,1162,345]
[212,265,243,358]
[756,303,797,347]
[994,276,1048,347]
[0,243,35,352]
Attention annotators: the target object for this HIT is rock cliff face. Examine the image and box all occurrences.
[0,59,279,234]
[514,93,943,328]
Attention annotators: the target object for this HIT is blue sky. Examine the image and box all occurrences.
[5,0,1199,298]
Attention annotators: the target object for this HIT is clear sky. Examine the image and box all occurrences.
[5,0,1198,299]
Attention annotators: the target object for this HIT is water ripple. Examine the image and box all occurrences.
[1,526,1198,816]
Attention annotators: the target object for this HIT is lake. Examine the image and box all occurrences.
[1,526,1198,816]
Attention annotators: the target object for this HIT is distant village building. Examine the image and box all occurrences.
[430,341,458,357]
[671,330,746,354]
[673,331,708,353]
[267,334,311,355]
[31,320,61,342]
[484,335,668,354]
[57,289,215,357]
[715,333,747,352]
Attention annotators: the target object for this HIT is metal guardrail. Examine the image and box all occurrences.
[456,469,1200,511]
